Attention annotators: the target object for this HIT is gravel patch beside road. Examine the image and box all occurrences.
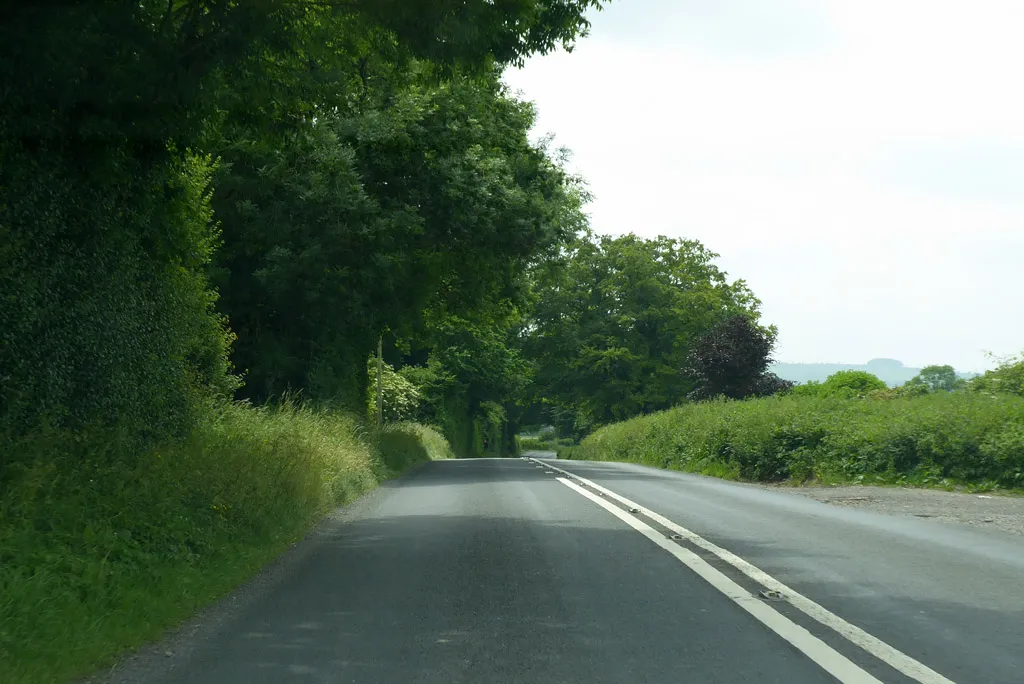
[773,484,1024,537]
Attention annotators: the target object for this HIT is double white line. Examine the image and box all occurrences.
[528,457,957,684]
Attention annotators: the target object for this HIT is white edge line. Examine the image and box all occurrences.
[535,459,957,684]
[556,477,884,684]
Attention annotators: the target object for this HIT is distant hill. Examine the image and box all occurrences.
[770,359,978,388]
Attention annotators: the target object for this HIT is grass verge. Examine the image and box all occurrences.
[560,392,1024,491]
[0,403,450,684]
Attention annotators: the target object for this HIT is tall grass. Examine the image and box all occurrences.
[0,403,450,684]
[562,393,1024,490]
[379,421,456,469]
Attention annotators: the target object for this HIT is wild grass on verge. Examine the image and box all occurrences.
[0,403,450,684]
[561,392,1024,491]
[378,421,455,470]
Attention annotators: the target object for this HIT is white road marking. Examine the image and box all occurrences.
[557,477,883,684]
[535,459,957,684]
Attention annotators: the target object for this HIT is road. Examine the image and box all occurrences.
[110,455,1024,684]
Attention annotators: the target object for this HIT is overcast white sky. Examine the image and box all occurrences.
[503,0,1024,372]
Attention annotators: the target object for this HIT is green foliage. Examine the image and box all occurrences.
[377,422,454,471]
[211,67,584,409]
[353,0,605,68]
[969,353,1024,397]
[394,300,538,458]
[822,370,888,396]
[516,435,574,452]
[0,405,449,684]
[524,233,763,435]
[686,314,790,400]
[788,381,823,397]
[790,371,888,399]
[367,359,423,423]
[2,3,598,681]
[906,364,964,393]
[517,437,552,451]
[565,393,1024,488]
[0,148,236,450]
[2,0,600,446]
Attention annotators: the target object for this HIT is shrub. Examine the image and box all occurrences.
[566,392,1024,488]
[970,352,1024,397]
[820,370,888,396]
[789,371,888,399]
[517,437,553,451]
[378,422,454,471]
[366,359,423,423]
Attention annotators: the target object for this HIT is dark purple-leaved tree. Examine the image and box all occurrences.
[686,315,793,400]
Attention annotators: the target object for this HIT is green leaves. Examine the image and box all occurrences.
[686,315,790,401]
[210,68,581,409]
[366,359,421,423]
[523,233,765,435]
[792,371,889,399]
[569,391,1024,487]
[904,364,965,393]
[968,353,1024,397]
[2,0,602,451]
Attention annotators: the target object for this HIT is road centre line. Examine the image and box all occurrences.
[532,458,957,684]
[556,477,883,683]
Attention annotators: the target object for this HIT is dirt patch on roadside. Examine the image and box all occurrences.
[772,484,1024,537]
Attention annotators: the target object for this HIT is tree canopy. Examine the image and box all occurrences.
[1,0,604,457]
[906,365,964,393]
[522,233,767,435]
[3,1,813,460]
[686,315,792,400]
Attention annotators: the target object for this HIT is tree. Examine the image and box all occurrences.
[907,365,963,393]
[686,315,791,400]
[524,234,764,435]
[1,0,606,451]
[211,69,583,410]
[395,306,533,458]
[821,370,888,397]
[752,372,797,397]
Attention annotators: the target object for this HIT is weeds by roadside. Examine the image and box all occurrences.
[0,403,449,684]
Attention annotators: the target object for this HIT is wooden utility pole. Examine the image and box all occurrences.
[376,334,384,428]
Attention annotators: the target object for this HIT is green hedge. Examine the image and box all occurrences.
[379,422,456,470]
[562,393,1024,489]
[0,405,450,684]
[516,436,575,453]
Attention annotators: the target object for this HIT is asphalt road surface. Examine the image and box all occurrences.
[109,455,1024,684]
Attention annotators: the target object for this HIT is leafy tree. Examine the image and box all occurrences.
[394,307,532,458]
[791,372,888,399]
[752,372,797,397]
[211,69,582,410]
[524,233,764,435]
[820,371,888,397]
[686,315,791,400]
[906,364,964,393]
[1,0,603,451]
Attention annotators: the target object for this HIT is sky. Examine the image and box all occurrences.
[503,0,1024,372]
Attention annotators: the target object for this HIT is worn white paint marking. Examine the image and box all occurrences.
[536,459,957,684]
[557,477,883,684]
